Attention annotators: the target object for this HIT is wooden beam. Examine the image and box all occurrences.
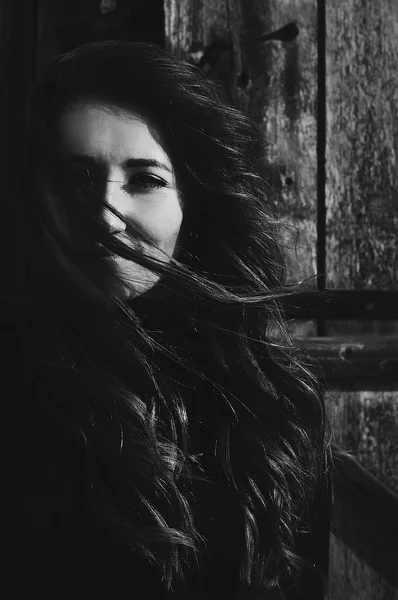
[294,336,398,390]
[332,446,398,587]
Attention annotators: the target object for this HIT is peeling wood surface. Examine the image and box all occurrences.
[165,0,319,285]
[325,0,398,290]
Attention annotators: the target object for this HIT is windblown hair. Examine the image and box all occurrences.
[19,41,331,599]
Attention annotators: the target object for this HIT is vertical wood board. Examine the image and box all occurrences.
[325,2,398,596]
[165,0,319,285]
[325,0,398,290]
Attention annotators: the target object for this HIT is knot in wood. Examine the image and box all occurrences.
[379,357,398,372]
[339,343,364,361]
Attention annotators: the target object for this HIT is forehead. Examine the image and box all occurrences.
[56,101,171,165]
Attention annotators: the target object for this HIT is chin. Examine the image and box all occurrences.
[111,272,161,302]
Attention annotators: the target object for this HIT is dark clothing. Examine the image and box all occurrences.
[5,323,331,599]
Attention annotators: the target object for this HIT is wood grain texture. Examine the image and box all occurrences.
[165,0,319,285]
[330,391,398,491]
[325,0,398,290]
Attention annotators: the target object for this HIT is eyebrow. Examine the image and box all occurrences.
[69,154,172,173]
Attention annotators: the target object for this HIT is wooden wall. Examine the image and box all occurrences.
[165,1,398,599]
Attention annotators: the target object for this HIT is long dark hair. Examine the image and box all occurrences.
[18,41,331,599]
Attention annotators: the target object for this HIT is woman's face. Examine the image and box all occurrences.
[56,100,183,301]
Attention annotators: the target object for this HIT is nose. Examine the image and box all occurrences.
[103,208,126,235]
[103,181,128,235]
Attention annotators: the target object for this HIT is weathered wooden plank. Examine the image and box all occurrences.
[325,1,398,597]
[165,0,319,285]
[325,0,398,290]
[295,335,398,390]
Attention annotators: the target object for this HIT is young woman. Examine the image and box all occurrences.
[7,41,332,599]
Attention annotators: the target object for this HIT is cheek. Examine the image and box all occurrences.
[151,197,183,251]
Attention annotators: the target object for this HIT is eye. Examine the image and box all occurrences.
[126,173,168,190]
